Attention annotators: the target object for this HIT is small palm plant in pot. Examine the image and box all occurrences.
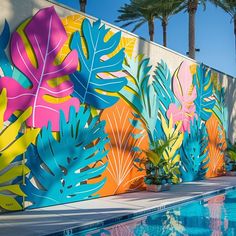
[135,138,180,192]
[225,140,236,176]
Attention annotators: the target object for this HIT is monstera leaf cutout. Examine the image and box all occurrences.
[167,61,197,132]
[0,20,12,77]
[0,7,79,131]
[119,56,159,143]
[180,118,209,182]
[70,18,127,109]
[0,89,39,211]
[193,64,215,121]
[24,106,109,208]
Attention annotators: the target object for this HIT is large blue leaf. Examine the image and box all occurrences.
[119,56,159,143]
[193,64,215,121]
[23,106,109,208]
[70,19,127,109]
[180,118,209,182]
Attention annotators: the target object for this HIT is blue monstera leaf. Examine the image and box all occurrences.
[70,19,127,109]
[23,106,109,208]
[180,118,209,182]
[193,64,215,121]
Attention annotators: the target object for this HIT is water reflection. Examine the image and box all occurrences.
[85,190,236,236]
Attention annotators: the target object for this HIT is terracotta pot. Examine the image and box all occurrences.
[226,171,236,176]
[146,183,171,192]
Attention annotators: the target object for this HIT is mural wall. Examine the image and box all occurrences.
[0,6,231,212]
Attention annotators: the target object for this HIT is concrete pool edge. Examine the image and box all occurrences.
[45,181,236,236]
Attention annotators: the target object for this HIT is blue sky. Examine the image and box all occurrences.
[54,0,236,77]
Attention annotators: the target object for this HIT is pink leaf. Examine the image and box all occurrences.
[167,61,197,132]
[0,7,79,131]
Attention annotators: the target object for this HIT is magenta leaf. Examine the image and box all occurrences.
[0,7,79,131]
[167,61,197,132]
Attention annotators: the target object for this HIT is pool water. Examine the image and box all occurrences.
[83,189,236,236]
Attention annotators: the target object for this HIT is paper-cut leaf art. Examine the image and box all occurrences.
[0,89,39,211]
[0,7,79,131]
[206,114,226,178]
[193,64,215,121]
[24,106,108,208]
[167,61,197,132]
[0,20,12,77]
[180,118,209,182]
[93,99,147,196]
[70,18,127,109]
[160,114,183,183]
[119,56,159,143]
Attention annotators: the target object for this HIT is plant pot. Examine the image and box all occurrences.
[146,183,171,192]
[226,171,236,176]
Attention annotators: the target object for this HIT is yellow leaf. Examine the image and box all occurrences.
[0,195,23,211]
[0,89,7,131]
[0,165,30,184]
[0,185,26,196]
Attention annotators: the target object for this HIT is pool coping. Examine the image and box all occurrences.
[46,184,236,236]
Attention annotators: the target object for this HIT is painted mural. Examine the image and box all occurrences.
[0,6,229,212]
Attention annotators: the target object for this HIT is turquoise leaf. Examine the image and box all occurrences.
[180,118,209,182]
[119,56,159,143]
[70,19,127,109]
[193,64,215,121]
[23,106,109,208]
[153,60,175,119]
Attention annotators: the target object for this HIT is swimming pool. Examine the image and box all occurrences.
[80,189,236,235]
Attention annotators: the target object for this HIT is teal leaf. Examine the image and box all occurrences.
[180,118,209,182]
[193,64,215,121]
[23,106,109,208]
[119,56,159,143]
[70,19,127,109]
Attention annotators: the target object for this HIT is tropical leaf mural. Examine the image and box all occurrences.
[70,18,127,109]
[119,55,159,143]
[193,64,215,121]
[180,118,209,182]
[167,61,197,132]
[0,89,39,211]
[23,106,108,208]
[0,7,79,131]
[93,99,147,196]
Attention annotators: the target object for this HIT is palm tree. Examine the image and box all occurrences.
[116,0,158,41]
[213,0,236,52]
[151,0,184,47]
[80,0,87,13]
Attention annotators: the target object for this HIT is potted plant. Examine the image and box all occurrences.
[135,138,180,192]
[225,140,236,176]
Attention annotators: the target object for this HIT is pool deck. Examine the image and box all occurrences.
[1,176,236,236]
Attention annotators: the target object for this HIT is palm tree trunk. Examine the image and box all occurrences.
[148,17,154,41]
[162,17,168,47]
[80,0,87,13]
[188,0,198,59]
